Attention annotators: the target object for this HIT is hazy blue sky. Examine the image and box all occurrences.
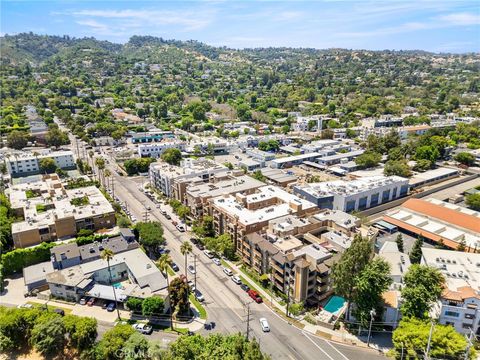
[1,1,479,52]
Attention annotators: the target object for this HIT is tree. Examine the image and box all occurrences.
[454,152,475,166]
[412,159,432,172]
[142,296,165,318]
[30,315,66,355]
[122,332,150,360]
[396,233,404,253]
[409,237,423,264]
[169,276,190,316]
[177,205,191,229]
[135,221,165,255]
[95,158,106,187]
[355,151,381,169]
[415,145,439,164]
[331,235,372,318]
[101,249,121,320]
[63,315,97,350]
[401,264,445,319]
[125,297,143,313]
[7,130,29,149]
[466,193,480,211]
[205,234,235,259]
[96,324,135,360]
[384,160,412,178]
[457,238,467,252]
[289,302,304,316]
[180,241,192,281]
[156,253,172,328]
[392,318,471,360]
[258,139,280,152]
[38,157,57,174]
[161,148,182,166]
[252,170,266,182]
[353,258,392,327]
[46,126,69,148]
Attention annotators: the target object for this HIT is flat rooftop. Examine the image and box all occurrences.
[187,175,264,199]
[409,167,459,186]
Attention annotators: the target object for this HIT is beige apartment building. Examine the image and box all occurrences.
[8,174,116,248]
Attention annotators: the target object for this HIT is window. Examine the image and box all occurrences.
[444,310,460,318]
[382,189,391,202]
[358,197,368,210]
[463,323,472,329]
[346,200,356,212]
[370,193,379,206]
[465,313,475,319]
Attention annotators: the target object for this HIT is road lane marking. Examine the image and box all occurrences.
[325,340,350,360]
[301,331,335,360]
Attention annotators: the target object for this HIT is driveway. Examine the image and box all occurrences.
[1,275,28,306]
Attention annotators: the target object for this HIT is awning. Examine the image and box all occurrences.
[86,284,128,302]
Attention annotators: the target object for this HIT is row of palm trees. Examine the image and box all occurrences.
[100,240,194,329]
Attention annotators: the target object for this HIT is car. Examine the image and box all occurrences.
[231,275,242,285]
[172,220,178,226]
[194,290,205,302]
[156,204,161,209]
[190,238,198,244]
[131,216,137,222]
[161,210,167,215]
[223,267,233,276]
[79,297,87,305]
[146,206,152,211]
[187,280,196,291]
[171,262,179,272]
[188,265,196,274]
[203,250,214,258]
[102,301,109,309]
[106,302,116,312]
[248,290,263,303]
[240,284,250,292]
[54,308,65,316]
[165,214,171,220]
[17,303,34,309]
[196,243,205,251]
[259,318,270,332]
[87,298,95,306]
[176,224,186,232]
[212,258,221,266]
[133,323,153,335]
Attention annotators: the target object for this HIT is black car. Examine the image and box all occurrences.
[240,284,250,292]
[196,243,205,251]
[165,214,171,220]
[171,263,179,272]
[190,238,198,244]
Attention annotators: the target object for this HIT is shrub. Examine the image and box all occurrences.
[1,242,56,275]
[126,297,143,313]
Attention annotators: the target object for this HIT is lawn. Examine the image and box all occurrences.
[27,302,73,315]
[220,259,233,270]
[189,294,207,320]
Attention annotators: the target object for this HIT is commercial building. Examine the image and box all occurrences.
[421,248,480,335]
[260,168,297,187]
[245,149,276,162]
[210,185,318,250]
[8,174,116,248]
[6,150,76,178]
[408,167,459,189]
[131,130,175,144]
[271,152,323,169]
[294,175,409,212]
[138,140,186,158]
[383,198,480,251]
[317,150,365,167]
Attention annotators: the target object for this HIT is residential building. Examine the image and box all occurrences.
[316,150,364,167]
[294,175,409,212]
[271,152,324,169]
[131,130,175,143]
[138,140,186,158]
[8,174,116,248]
[421,248,480,335]
[260,168,297,187]
[383,198,480,251]
[6,150,76,178]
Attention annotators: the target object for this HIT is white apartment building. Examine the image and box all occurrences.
[294,175,409,212]
[422,248,480,335]
[6,150,76,177]
[138,141,186,158]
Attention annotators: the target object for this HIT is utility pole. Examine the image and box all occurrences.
[245,302,252,340]
[111,177,115,199]
[367,308,376,347]
[424,319,435,360]
[194,255,198,292]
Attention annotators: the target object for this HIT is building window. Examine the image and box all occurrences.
[465,313,475,319]
[346,200,356,212]
[382,189,391,202]
[370,193,379,206]
[444,311,460,318]
[358,197,368,210]
[463,323,472,329]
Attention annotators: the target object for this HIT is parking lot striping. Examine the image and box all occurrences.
[301,331,336,360]
[325,339,350,360]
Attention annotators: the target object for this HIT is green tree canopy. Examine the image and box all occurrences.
[30,315,66,355]
[161,148,182,166]
[39,157,57,174]
[455,152,476,166]
[7,130,29,149]
[142,296,165,317]
[466,193,480,211]
[355,151,382,169]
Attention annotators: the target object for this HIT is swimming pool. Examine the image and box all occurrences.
[323,295,346,315]
[112,282,123,289]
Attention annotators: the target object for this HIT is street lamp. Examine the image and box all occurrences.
[366,308,376,347]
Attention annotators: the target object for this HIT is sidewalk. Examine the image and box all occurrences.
[226,260,370,348]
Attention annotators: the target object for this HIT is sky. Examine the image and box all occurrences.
[1,1,479,53]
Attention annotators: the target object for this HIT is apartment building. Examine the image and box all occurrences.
[8,174,116,248]
[422,248,480,335]
[149,158,229,202]
[210,185,318,250]
[6,150,76,178]
[294,175,409,212]
[138,140,186,158]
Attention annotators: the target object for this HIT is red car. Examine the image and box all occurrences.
[248,290,263,303]
[87,298,95,306]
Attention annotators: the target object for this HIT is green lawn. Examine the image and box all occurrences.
[189,294,207,319]
[167,265,176,277]
[221,259,233,270]
[26,302,72,314]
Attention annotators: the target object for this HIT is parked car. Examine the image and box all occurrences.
[176,224,186,232]
[165,214,171,220]
[102,301,109,309]
[156,204,161,209]
[190,238,198,244]
[79,297,87,305]
[223,267,233,276]
[188,265,196,274]
[240,284,250,292]
[171,263,179,272]
[106,302,116,312]
[172,220,178,226]
[196,243,205,251]
[248,290,263,303]
[187,280,196,291]
[194,290,205,302]
[212,258,221,266]
[133,323,153,335]
[146,206,152,211]
[231,275,242,285]
[259,318,270,332]
[204,250,214,259]
[87,298,95,306]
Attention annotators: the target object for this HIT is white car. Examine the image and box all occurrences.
[188,265,196,274]
[132,323,153,335]
[204,250,214,259]
[259,318,270,332]
[223,267,233,276]
[212,258,221,266]
[176,224,186,232]
[231,275,242,285]
[188,280,196,291]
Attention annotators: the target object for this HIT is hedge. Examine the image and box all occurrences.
[1,242,56,275]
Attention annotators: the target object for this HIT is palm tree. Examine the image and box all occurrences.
[104,169,111,190]
[88,151,94,175]
[95,158,106,187]
[180,241,192,280]
[157,254,173,330]
[178,205,191,231]
[101,249,121,320]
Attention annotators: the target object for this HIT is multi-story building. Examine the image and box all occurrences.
[422,248,480,335]
[138,140,186,158]
[131,130,175,143]
[294,175,409,212]
[8,174,116,248]
[210,185,318,250]
[6,150,76,178]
